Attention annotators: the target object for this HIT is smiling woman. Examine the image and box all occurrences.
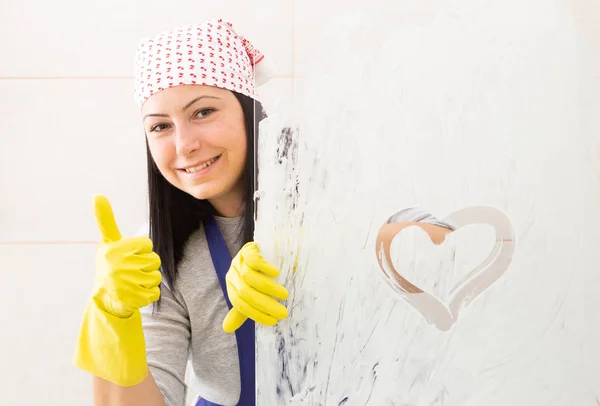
[72,19,287,406]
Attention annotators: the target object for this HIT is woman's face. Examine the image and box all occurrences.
[142,85,247,207]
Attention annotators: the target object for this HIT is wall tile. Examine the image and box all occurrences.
[0,244,96,405]
[0,0,293,77]
[294,0,441,76]
[257,77,294,121]
[0,79,148,242]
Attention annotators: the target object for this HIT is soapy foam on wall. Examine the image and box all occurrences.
[254,0,600,404]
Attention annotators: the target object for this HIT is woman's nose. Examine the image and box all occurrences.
[175,124,201,157]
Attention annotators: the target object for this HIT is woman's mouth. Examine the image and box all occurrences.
[178,154,222,178]
[182,155,221,173]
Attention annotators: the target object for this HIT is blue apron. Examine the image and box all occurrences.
[196,215,255,406]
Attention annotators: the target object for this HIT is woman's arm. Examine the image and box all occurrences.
[89,283,191,406]
[92,373,165,406]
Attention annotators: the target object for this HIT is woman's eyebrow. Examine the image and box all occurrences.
[143,113,169,121]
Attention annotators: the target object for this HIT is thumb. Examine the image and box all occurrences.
[223,308,247,333]
[93,194,122,243]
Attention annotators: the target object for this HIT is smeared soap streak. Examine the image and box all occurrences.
[255,1,600,405]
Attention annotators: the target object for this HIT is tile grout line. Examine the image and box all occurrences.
[0,76,300,80]
[292,0,296,80]
[291,0,297,120]
[0,77,134,80]
[0,242,98,246]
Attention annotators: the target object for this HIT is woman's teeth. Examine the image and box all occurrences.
[185,155,220,173]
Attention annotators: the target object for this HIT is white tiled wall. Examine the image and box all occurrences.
[0,1,294,404]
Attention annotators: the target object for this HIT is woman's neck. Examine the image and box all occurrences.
[208,183,245,218]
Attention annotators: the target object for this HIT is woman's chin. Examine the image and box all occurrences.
[182,182,225,201]
[185,187,218,201]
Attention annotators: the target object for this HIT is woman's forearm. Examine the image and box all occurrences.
[92,372,165,406]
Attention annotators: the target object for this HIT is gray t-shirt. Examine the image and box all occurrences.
[137,208,454,406]
[139,216,244,406]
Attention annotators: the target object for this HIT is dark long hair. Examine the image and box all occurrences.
[146,91,266,312]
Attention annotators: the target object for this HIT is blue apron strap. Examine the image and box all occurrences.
[196,215,255,406]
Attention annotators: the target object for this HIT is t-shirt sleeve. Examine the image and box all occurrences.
[387,207,458,230]
[140,285,191,406]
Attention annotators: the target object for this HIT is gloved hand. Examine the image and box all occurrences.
[73,194,162,386]
[222,242,289,333]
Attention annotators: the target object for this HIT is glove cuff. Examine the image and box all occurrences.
[73,299,149,387]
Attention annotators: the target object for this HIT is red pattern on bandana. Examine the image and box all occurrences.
[134,19,266,107]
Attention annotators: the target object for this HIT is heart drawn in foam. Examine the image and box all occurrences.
[375,206,516,331]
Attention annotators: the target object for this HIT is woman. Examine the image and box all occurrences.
[73,19,286,406]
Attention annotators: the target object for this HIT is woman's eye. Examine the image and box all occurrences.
[150,123,170,132]
[195,108,214,118]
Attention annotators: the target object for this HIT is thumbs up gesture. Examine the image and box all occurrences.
[74,195,162,386]
[91,194,162,317]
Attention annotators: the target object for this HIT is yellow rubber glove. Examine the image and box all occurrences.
[222,242,289,333]
[73,195,162,386]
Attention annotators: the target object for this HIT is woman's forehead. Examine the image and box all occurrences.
[141,85,232,113]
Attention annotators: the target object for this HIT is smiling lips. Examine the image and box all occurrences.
[180,155,222,173]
